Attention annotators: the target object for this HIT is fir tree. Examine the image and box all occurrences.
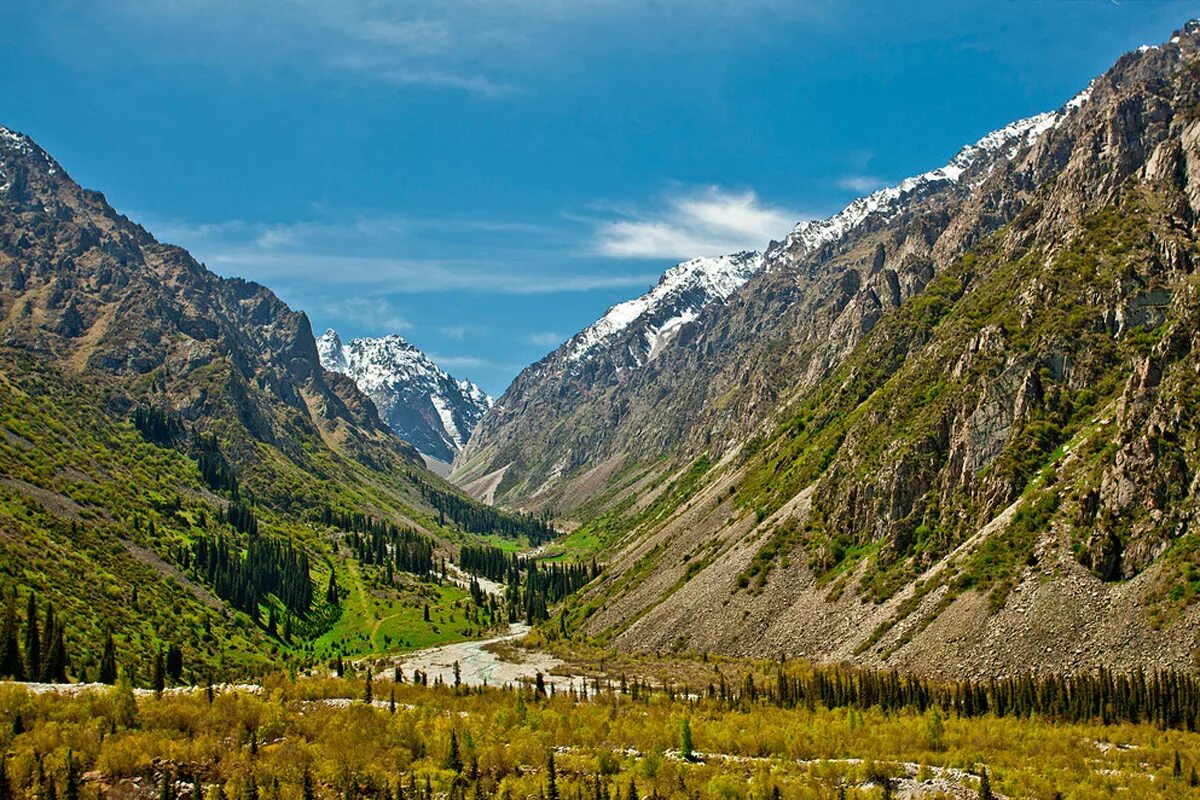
[978,768,992,800]
[364,672,373,704]
[0,595,22,680]
[24,592,39,680]
[446,731,463,774]
[99,630,117,684]
[302,771,315,800]
[546,752,559,800]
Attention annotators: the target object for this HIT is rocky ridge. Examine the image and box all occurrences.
[317,329,492,465]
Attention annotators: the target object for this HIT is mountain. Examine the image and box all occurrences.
[454,92,1086,514]
[451,250,762,503]
[317,329,492,468]
[472,20,1200,674]
[0,125,545,683]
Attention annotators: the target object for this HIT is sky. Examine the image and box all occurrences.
[2,1,1197,396]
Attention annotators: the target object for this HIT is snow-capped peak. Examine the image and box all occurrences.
[564,250,763,365]
[776,85,1095,260]
[317,329,492,464]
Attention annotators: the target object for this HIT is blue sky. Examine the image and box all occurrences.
[3,1,1197,395]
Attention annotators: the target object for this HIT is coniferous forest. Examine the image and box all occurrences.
[11,7,1200,800]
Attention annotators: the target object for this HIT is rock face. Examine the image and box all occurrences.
[317,329,492,465]
[476,21,1200,672]
[452,250,763,501]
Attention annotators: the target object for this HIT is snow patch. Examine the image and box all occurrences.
[565,251,762,363]
[777,85,1095,261]
[317,329,492,459]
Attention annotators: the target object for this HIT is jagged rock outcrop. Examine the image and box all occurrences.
[317,329,491,465]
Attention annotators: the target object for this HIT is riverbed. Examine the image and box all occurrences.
[380,623,590,692]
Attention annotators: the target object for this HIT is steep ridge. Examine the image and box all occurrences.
[452,251,762,504]
[534,22,1200,672]
[0,127,536,682]
[456,82,1097,516]
[317,329,492,466]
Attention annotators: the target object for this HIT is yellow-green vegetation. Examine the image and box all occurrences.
[0,351,521,684]
[4,663,1200,800]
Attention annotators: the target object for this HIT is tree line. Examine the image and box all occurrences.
[417,483,557,544]
[188,534,313,618]
[323,506,435,577]
[708,661,1200,732]
[0,592,68,683]
[458,545,600,625]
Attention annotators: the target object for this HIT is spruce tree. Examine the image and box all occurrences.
[152,647,166,694]
[24,592,39,680]
[64,751,80,800]
[680,718,694,762]
[978,768,992,800]
[546,752,559,800]
[302,771,315,800]
[99,630,117,684]
[446,731,463,774]
[364,672,373,704]
[0,757,10,800]
[0,595,22,680]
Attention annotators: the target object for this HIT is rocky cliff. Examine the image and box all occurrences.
[532,22,1200,673]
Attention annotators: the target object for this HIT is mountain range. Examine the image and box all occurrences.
[453,20,1200,674]
[0,122,545,682]
[317,329,492,469]
[5,18,1200,680]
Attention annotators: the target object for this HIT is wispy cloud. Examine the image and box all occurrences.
[92,0,799,96]
[526,331,564,347]
[592,186,799,260]
[836,174,885,193]
[139,210,658,296]
[310,297,412,335]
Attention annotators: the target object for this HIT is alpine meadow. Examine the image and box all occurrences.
[7,5,1200,799]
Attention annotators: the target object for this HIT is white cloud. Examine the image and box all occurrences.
[92,0,804,96]
[837,174,885,193]
[526,331,563,347]
[138,210,658,296]
[593,186,799,260]
[310,297,411,335]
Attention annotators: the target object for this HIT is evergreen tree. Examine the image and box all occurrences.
[152,647,166,694]
[680,718,694,762]
[64,751,80,800]
[0,595,22,680]
[546,752,559,800]
[0,757,10,800]
[364,672,373,704]
[446,731,463,774]
[166,644,183,683]
[99,630,117,684]
[160,770,175,800]
[24,592,39,680]
[302,771,315,800]
[978,768,992,800]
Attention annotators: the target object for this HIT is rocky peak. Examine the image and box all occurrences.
[317,329,492,466]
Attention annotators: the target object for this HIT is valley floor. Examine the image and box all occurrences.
[3,633,1200,800]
